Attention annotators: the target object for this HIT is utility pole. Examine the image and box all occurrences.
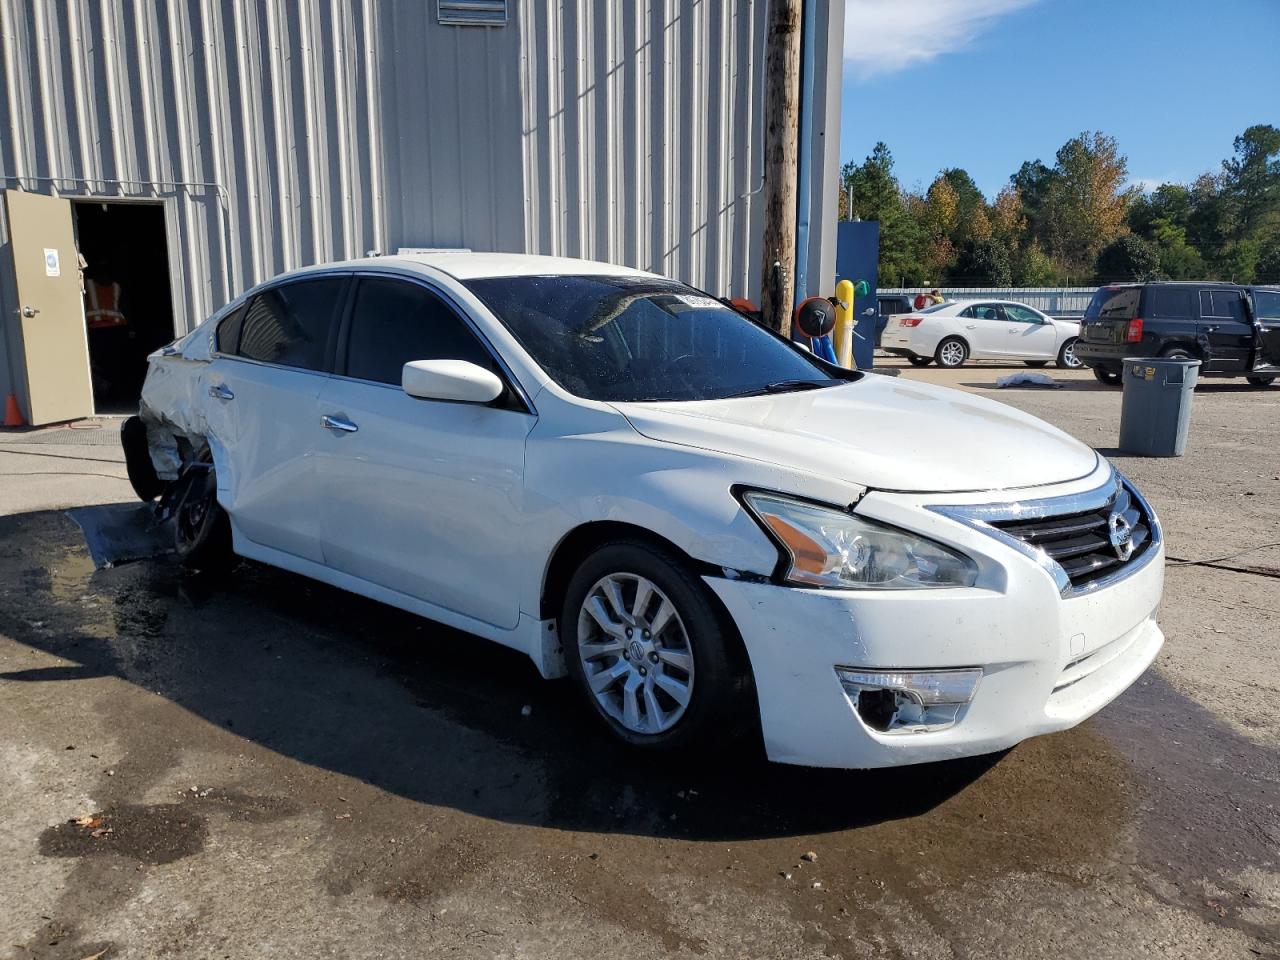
[759,0,802,336]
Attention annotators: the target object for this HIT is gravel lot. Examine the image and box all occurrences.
[0,361,1276,959]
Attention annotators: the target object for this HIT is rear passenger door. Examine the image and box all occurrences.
[1198,288,1253,371]
[205,274,349,562]
[313,274,535,630]
[960,303,1008,356]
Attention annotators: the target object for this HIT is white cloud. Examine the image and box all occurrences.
[845,0,1038,80]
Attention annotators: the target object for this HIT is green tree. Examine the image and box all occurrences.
[1148,218,1206,279]
[1013,241,1061,286]
[1256,240,1280,282]
[954,237,1012,285]
[1096,235,1160,282]
[841,143,926,286]
[1042,132,1134,271]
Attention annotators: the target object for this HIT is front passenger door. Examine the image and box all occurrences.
[1001,304,1058,359]
[313,276,535,630]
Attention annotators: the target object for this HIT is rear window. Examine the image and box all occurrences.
[1148,287,1195,320]
[1085,287,1141,320]
[1254,290,1280,320]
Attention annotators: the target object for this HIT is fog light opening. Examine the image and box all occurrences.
[837,668,981,734]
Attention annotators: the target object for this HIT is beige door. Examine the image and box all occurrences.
[4,190,94,424]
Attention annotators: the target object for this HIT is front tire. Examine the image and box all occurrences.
[1056,337,1083,369]
[560,539,750,751]
[935,337,968,368]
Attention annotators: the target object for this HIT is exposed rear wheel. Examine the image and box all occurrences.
[173,467,233,571]
[935,337,968,368]
[1092,366,1122,386]
[561,540,751,751]
[121,416,164,501]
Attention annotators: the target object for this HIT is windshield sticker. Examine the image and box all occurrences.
[674,294,723,310]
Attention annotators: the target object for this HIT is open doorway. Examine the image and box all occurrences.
[72,201,175,413]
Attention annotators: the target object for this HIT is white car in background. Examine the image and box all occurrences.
[124,254,1162,770]
[882,300,1083,369]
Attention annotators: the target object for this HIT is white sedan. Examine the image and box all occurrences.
[125,253,1163,769]
[882,299,1083,369]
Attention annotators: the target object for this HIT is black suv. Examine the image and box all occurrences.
[1075,282,1280,387]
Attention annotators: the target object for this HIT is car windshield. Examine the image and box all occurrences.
[464,275,845,402]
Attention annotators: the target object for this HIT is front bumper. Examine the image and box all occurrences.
[707,469,1165,769]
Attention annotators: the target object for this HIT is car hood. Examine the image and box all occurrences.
[613,375,1099,493]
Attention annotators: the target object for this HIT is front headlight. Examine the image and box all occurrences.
[741,491,978,589]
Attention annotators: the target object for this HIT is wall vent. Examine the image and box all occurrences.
[438,0,507,25]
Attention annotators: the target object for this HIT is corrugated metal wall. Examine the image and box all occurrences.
[0,0,841,400]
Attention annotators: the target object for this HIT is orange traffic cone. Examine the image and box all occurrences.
[3,392,26,427]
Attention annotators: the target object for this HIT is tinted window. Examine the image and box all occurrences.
[237,278,347,370]
[1253,290,1280,320]
[216,303,247,353]
[465,275,840,403]
[1149,287,1195,320]
[344,278,498,385]
[1003,304,1042,324]
[1085,287,1140,320]
[1201,289,1246,321]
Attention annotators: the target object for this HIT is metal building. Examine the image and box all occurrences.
[0,0,842,424]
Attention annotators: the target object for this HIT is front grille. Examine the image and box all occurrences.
[990,483,1153,591]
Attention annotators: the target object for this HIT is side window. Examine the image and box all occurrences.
[972,304,1004,321]
[1202,290,1246,321]
[1003,305,1042,324]
[958,305,975,319]
[237,277,347,371]
[1253,291,1280,320]
[215,303,248,354]
[1148,287,1195,320]
[344,277,499,386]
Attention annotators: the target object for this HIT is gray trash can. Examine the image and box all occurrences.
[1118,357,1200,457]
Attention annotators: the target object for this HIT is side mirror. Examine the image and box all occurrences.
[402,359,504,404]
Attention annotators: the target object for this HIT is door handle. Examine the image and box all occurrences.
[965,324,976,330]
[21,305,39,318]
[208,383,235,400]
[322,414,358,433]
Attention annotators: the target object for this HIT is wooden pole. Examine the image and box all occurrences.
[759,0,802,336]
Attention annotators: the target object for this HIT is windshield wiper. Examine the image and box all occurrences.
[723,379,838,399]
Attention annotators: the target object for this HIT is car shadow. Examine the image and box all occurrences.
[0,508,1002,842]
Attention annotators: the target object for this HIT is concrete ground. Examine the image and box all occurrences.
[0,362,1276,960]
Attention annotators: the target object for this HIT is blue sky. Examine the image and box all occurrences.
[840,0,1280,198]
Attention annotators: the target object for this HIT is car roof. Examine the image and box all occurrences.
[376,252,659,281]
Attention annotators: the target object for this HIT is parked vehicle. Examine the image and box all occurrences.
[880,299,1083,369]
[875,294,914,347]
[125,253,1164,769]
[1075,282,1280,386]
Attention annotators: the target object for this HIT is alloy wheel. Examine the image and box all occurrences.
[939,341,966,367]
[576,573,695,735]
[1061,340,1082,368]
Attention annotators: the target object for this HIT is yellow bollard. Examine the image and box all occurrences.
[834,279,855,369]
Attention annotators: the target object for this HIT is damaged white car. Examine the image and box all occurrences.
[125,253,1165,768]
